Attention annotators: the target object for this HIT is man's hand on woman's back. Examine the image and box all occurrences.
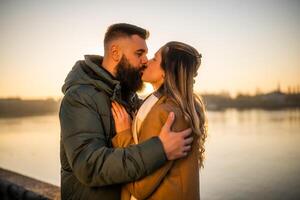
[159,112,193,160]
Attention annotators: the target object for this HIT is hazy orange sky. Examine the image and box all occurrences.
[0,0,299,99]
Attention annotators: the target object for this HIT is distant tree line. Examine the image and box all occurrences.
[201,92,300,111]
[0,98,60,117]
[1,90,300,118]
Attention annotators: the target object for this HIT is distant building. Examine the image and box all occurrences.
[261,91,285,104]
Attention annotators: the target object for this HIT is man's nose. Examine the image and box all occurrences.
[141,56,148,64]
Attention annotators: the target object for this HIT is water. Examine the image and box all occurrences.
[0,114,60,185]
[0,109,300,199]
[201,109,300,200]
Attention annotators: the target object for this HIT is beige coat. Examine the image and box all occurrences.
[112,95,200,200]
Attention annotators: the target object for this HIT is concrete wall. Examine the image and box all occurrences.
[0,168,60,200]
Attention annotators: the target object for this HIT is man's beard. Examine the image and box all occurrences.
[115,55,145,99]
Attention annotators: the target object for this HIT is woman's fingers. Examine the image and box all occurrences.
[112,102,122,119]
[111,101,131,133]
[111,107,117,120]
[119,103,128,116]
[114,102,125,117]
[114,101,130,119]
[112,101,129,119]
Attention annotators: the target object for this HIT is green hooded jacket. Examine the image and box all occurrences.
[59,55,167,200]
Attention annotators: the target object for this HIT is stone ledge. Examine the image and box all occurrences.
[0,168,60,200]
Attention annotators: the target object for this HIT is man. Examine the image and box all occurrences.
[59,23,193,200]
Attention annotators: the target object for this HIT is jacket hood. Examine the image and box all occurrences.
[62,55,122,99]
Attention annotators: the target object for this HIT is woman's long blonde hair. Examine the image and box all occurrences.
[159,41,208,167]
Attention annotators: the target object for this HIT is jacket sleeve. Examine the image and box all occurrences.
[59,87,167,187]
[124,105,190,199]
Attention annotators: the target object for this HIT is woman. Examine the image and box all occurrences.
[111,41,207,200]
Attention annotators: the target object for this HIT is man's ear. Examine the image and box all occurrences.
[111,44,121,62]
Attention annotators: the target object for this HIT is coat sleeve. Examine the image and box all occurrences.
[123,104,190,199]
[59,87,167,187]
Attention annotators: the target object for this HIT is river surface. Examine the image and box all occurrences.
[1,109,299,199]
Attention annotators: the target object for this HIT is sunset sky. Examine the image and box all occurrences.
[0,0,299,99]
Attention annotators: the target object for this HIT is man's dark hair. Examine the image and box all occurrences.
[104,23,149,49]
